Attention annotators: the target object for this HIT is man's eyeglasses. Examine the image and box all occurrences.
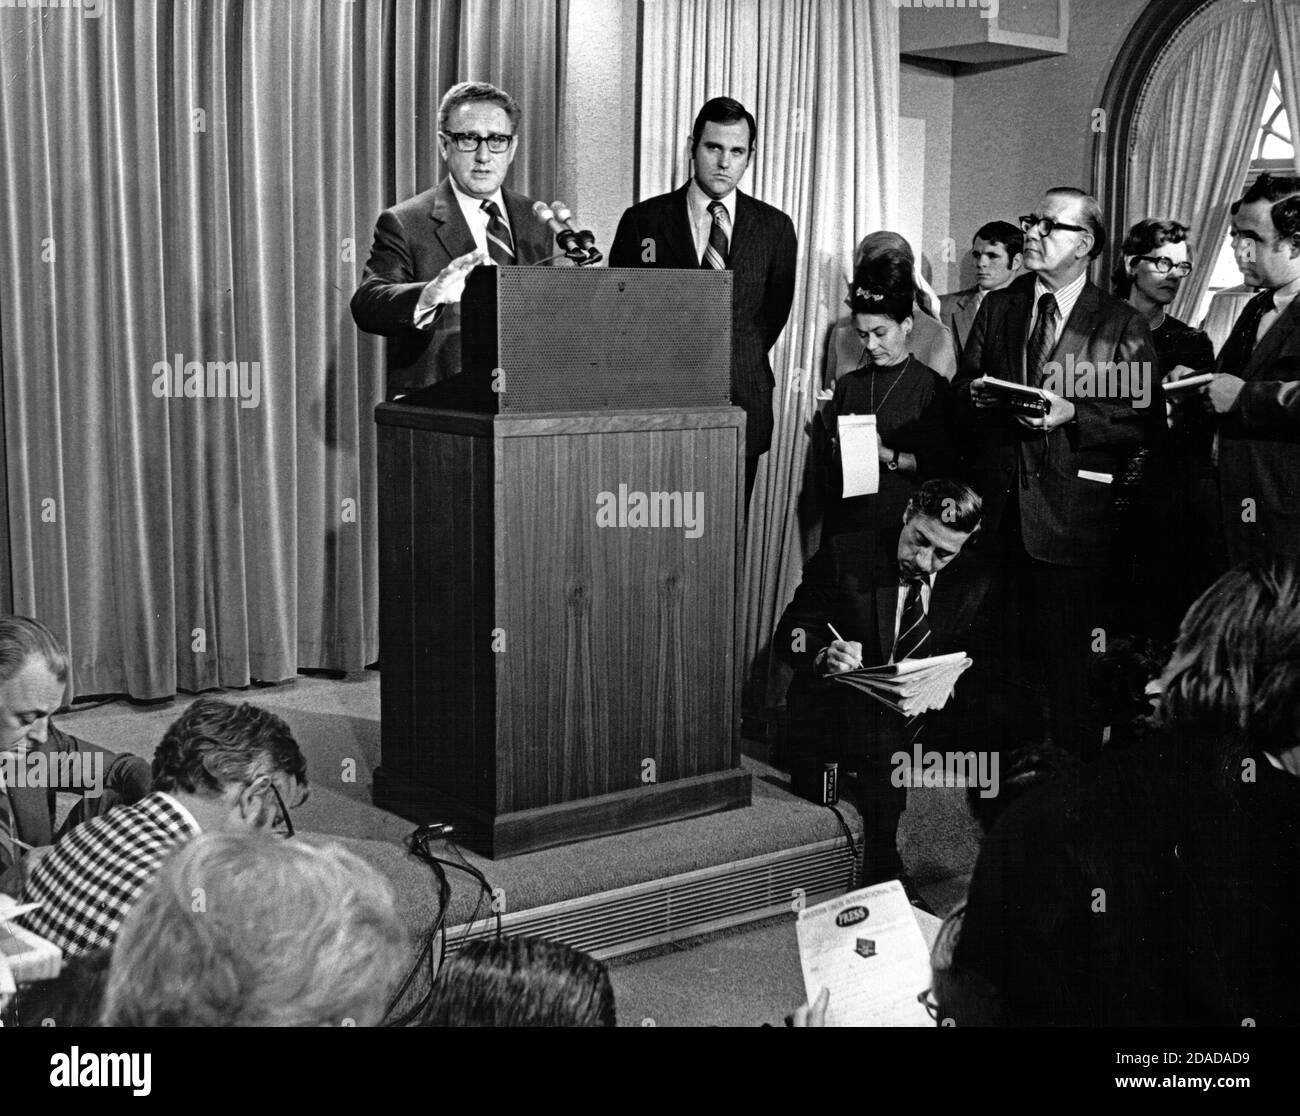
[267,782,295,838]
[1135,255,1192,277]
[917,987,941,1023]
[1019,214,1089,238]
[441,131,514,154]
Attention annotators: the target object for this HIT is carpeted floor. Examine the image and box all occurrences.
[59,672,983,1027]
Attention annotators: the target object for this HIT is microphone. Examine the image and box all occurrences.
[532,200,583,255]
[551,201,601,264]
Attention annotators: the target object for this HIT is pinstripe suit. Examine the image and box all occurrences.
[351,178,556,398]
[609,184,797,460]
[953,274,1156,756]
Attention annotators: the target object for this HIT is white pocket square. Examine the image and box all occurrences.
[1077,469,1113,484]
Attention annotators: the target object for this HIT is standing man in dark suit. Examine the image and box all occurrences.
[1184,174,1300,563]
[609,97,798,504]
[940,221,1023,364]
[351,82,558,397]
[775,480,988,888]
[953,188,1157,758]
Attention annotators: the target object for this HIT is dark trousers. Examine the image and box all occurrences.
[784,668,907,882]
[971,498,1103,759]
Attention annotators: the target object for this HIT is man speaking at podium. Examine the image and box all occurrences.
[351,82,556,397]
[610,96,798,504]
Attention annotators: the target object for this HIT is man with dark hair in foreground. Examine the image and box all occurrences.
[776,478,989,889]
[19,697,307,957]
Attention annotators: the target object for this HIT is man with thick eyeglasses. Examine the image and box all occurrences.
[17,697,308,958]
[953,187,1156,759]
[351,82,556,397]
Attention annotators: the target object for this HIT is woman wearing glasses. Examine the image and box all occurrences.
[1109,219,1217,643]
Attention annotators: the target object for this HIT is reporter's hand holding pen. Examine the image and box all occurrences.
[817,623,864,676]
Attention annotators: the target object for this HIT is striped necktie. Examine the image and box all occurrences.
[893,579,932,746]
[481,199,516,266]
[1025,291,1058,387]
[0,763,17,872]
[702,199,731,269]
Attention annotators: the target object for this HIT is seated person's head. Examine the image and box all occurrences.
[422,935,615,1027]
[100,831,408,1026]
[966,741,1077,834]
[1159,561,1300,777]
[151,696,308,833]
[1090,634,1169,746]
[0,614,70,753]
[896,480,982,582]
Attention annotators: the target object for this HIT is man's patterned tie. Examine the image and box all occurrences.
[481,200,516,266]
[702,199,731,269]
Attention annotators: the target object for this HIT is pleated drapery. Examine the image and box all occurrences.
[0,0,566,699]
[636,0,900,720]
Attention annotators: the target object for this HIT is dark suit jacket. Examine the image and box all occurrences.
[939,286,981,364]
[2,724,151,893]
[351,178,557,397]
[1215,294,1300,561]
[609,184,797,456]
[775,530,989,764]
[953,274,1156,567]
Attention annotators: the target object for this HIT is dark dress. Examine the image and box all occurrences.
[1109,314,1216,643]
[817,354,955,537]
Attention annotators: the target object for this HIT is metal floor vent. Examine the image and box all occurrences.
[446,836,860,961]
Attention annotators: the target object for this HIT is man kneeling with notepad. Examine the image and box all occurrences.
[776,479,989,893]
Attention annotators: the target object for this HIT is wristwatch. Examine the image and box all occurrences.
[887,448,899,471]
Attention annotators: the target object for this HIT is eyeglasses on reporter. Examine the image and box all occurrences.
[440,130,515,154]
[1133,255,1193,277]
[1019,214,1091,239]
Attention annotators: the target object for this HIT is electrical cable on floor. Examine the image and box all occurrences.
[827,804,861,890]
[382,827,450,1027]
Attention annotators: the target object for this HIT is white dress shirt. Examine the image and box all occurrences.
[687,179,737,264]
[1028,269,1088,351]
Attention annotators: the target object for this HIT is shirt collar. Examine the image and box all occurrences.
[1034,269,1087,319]
[449,178,507,224]
[1269,273,1300,315]
[688,177,737,226]
[156,791,204,835]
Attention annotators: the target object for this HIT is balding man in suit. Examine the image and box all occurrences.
[351,82,557,397]
[610,96,797,504]
[954,188,1157,758]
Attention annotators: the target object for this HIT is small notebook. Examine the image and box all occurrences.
[830,651,972,716]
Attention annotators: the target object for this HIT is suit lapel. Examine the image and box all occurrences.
[728,191,754,275]
[665,183,700,268]
[1241,296,1300,381]
[430,178,477,262]
[1051,281,1100,367]
[1003,278,1033,383]
[955,291,978,344]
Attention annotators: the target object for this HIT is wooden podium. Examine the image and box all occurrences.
[374,267,753,857]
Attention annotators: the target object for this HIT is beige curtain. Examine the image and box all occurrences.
[0,0,564,700]
[1266,0,1300,175]
[637,0,899,722]
[1130,0,1275,322]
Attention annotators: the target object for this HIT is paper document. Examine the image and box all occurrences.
[796,881,934,1026]
[838,413,879,496]
[831,650,972,716]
